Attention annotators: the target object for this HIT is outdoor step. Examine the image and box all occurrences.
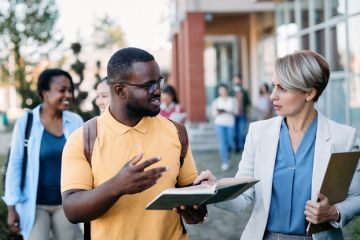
[189,138,218,145]
[188,130,216,137]
[185,122,219,151]
[189,142,219,151]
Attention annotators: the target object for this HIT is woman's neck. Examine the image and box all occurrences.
[286,106,317,133]
[41,104,62,120]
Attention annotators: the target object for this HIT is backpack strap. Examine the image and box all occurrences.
[82,117,97,240]
[20,112,33,191]
[168,119,189,167]
[83,117,97,166]
[168,119,190,234]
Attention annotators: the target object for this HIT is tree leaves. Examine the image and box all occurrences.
[0,0,61,108]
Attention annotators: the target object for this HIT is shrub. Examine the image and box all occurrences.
[0,155,22,240]
[0,200,23,240]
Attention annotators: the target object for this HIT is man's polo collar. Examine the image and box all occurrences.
[102,107,150,135]
[132,117,149,134]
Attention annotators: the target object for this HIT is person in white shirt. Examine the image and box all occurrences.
[254,83,273,120]
[212,84,238,171]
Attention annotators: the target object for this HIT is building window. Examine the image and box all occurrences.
[328,78,347,123]
[348,14,360,129]
[288,0,296,25]
[349,76,360,130]
[315,29,325,57]
[348,0,360,15]
[349,15,360,74]
[300,0,309,29]
[313,0,325,24]
[301,34,310,50]
[329,22,346,71]
[276,0,360,129]
[329,0,346,18]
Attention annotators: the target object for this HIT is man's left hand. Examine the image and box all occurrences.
[175,205,208,224]
[305,192,339,224]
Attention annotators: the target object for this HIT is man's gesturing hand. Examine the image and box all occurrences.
[113,153,167,196]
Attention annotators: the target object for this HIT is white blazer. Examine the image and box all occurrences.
[218,112,359,240]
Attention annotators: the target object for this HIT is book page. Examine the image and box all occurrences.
[216,176,257,189]
[161,184,215,195]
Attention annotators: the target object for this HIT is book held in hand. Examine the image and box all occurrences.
[146,177,259,210]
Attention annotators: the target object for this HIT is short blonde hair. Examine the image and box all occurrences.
[274,50,330,102]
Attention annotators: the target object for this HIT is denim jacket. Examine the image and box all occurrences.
[2,104,83,239]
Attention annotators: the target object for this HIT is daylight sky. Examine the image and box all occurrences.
[56,0,171,50]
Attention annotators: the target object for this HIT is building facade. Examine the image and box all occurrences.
[275,0,360,134]
[169,0,360,138]
[169,0,276,122]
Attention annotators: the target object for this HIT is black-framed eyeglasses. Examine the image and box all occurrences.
[118,76,166,94]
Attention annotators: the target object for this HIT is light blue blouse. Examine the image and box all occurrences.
[267,115,318,235]
[2,104,83,239]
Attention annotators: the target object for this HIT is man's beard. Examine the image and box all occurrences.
[126,97,160,117]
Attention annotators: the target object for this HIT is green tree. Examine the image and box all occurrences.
[91,15,127,115]
[70,42,94,120]
[92,14,127,49]
[0,0,62,109]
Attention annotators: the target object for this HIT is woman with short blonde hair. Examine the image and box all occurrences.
[274,50,330,102]
[195,50,359,239]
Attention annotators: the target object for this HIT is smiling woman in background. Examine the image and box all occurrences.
[3,69,83,240]
[160,84,187,124]
[195,50,360,240]
[95,77,111,114]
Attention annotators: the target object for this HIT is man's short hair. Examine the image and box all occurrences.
[107,47,154,85]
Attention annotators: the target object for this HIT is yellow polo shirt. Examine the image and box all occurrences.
[61,109,198,240]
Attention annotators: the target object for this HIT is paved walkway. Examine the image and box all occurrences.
[0,130,11,155]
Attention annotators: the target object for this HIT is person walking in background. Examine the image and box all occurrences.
[3,69,83,240]
[160,84,187,124]
[95,77,111,114]
[195,50,360,239]
[212,84,238,171]
[61,47,207,240]
[254,83,273,120]
[232,73,251,152]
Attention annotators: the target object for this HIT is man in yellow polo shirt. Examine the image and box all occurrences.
[61,47,207,239]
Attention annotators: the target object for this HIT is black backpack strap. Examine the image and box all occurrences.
[168,120,189,168]
[20,112,33,191]
[82,117,97,240]
[84,222,91,240]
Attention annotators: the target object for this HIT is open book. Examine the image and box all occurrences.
[146,177,258,210]
[307,151,360,235]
